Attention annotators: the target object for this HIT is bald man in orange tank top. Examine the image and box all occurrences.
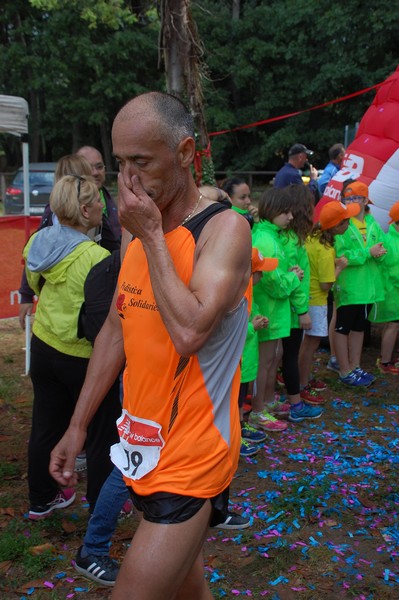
[50,92,251,599]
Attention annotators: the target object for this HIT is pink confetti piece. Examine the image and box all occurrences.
[291,587,307,591]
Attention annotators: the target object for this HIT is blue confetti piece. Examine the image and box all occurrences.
[269,576,289,585]
[210,571,225,583]
[292,519,300,529]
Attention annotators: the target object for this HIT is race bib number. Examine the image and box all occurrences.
[110,410,165,480]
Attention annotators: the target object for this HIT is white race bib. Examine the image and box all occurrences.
[110,409,165,480]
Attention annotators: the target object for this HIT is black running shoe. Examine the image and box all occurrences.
[214,511,250,530]
[74,545,119,586]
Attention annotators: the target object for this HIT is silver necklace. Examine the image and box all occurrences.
[181,194,202,226]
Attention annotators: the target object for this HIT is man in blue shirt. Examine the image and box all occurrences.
[318,143,345,196]
[274,143,319,199]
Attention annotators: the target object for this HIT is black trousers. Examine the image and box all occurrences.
[281,328,303,396]
[28,335,121,511]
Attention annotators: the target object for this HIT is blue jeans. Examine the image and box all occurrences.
[83,465,130,555]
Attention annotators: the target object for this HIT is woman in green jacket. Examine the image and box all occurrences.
[222,177,259,230]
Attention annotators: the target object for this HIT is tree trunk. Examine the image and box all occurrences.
[160,0,210,154]
[232,0,240,20]
[100,122,113,170]
[71,123,82,153]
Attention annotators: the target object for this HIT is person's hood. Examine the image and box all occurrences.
[27,223,90,277]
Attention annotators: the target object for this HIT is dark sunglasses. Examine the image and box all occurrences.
[68,174,86,199]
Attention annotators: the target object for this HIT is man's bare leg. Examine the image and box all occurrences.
[112,500,213,600]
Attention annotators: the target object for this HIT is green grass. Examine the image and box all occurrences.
[0,521,44,562]
[23,549,65,579]
[0,462,20,479]
[0,373,20,402]
[0,518,76,593]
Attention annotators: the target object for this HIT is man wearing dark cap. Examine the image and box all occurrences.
[274,143,319,197]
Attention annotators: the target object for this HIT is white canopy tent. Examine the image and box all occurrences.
[0,95,31,374]
[0,94,30,215]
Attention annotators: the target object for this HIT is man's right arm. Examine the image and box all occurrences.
[50,293,125,487]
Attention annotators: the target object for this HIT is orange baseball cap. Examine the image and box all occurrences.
[342,181,369,200]
[388,201,399,223]
[319,201,361,230]
[251,248,278,272]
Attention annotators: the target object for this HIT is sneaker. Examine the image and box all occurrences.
[242,401,252,415]
[289,402,323,422]
[300,385,326,405]
[240,439,259,457]
[276,371,285,388]
[327,356,340,373]
[214,512,250,530]
[118,498,134,520]
[74,545,119,586]
[376,358,399,375]
[241,423,266,443]
[265,399,290,418]
[353,367,376,384]
[339,369,372,388]
[28,488,76,520]
[248,410,288,432]
[308,378,327,392]
[74,452,87,472]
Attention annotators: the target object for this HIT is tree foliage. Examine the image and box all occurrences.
[0,0,160,166]
[193,0,399,171]
[1,0,398,173]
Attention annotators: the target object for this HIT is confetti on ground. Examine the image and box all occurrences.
[204,353,399,598]
[2,332,399,599]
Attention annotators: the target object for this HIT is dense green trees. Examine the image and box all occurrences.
[1,0,398,174]
[0,1,160,167]
[194,0,399,171]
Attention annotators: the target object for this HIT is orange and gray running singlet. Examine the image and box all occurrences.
[111,204,248,498]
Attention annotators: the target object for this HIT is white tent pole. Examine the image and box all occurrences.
[22,140,30,216]
[22,137,30,372]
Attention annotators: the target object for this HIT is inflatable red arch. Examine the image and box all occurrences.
[314,65,399,230]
